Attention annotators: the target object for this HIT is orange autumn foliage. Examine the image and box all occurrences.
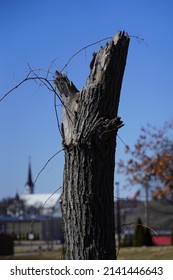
[118,121,173,200]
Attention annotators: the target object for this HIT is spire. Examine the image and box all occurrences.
[25,158,34,194]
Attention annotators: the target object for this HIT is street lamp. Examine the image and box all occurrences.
[115,182,121,247]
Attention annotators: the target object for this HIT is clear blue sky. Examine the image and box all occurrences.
[0,0,173,200]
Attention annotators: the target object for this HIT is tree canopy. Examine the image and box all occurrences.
[118,121,173,201]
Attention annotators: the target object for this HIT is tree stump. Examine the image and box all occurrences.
[54,31,130,259]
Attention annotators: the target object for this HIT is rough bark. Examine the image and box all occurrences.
[54,31,130,259]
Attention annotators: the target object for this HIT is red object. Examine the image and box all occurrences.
[152,236,171,246]
[130,190,140,200]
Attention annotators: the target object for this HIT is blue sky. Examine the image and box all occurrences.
[0,0,173,200]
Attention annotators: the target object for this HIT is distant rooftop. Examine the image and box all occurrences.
[20,192,61,216]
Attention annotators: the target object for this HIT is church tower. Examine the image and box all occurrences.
[25,159,34,194]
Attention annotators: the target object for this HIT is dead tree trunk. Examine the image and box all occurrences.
[54,31,130,259]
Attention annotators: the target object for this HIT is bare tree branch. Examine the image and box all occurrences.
[54,93,63,137]
[24,185,62,235]
[60,36,112,73]
[46,57,57,79]
[0,71,62,103]
[34,149,64,184]
[115,221,158,257]
[129,34,149,47]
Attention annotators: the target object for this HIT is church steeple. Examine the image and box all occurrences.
[25,159,34,194]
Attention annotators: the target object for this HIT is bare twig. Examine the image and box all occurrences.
[0,72,62,104]
[60,36,112,73]
[0,74,30,102]
[0,67,64,137]
[1,32,147,103]
[26,67,55,77]
[129,34,149,47]
[54,93,63,137]
[117,134,133,154]
[116,222,158,236]
[34,149,64,184]
[24,185,62,235]
[60,33,148,73]
[137,223,158,236]
[46,57,57,79]
[115,221,158,257]
[27,63,53,92]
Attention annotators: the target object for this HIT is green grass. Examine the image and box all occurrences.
[117,246,173,260]
[1,246,173,260]
[0,250,64,260]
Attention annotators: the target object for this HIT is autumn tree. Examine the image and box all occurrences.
[118,121,173,201]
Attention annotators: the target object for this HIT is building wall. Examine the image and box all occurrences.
[0,217,63,241]
[5,221,42,240]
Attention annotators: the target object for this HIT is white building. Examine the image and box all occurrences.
[0,160,63,241]
[21,160,62,217]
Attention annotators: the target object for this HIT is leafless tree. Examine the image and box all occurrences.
[1,31,130,259]
[54,31,130,259]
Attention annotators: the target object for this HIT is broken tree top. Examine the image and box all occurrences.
[54,31,130,146]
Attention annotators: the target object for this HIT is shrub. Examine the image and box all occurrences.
[171,229,173,245]
[144,227,153,246]
[133,218,145,246]
[0,233,14,256]
[133,218,153,246]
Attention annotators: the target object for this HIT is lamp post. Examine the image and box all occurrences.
[144,182,149,225]
[115,182,121,247]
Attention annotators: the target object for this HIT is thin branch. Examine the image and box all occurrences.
[1,32,146,103]
[117,134,133,154]
[60,33,148,73]
[116,222,158,245]
[34,149,64,184]
[115,221,158,257]
[46,57,57,79]
[26,67,55,76]
[27,64,57,94]
[24,185,62,235]
[118,222,157,236]
[137,223,158,236]
[0,68,63,104]
[0,68,64,138]
[129,34,149,47]
[27,63,52,91]
[0,74,30,102]
[54,93,63,137]
[60,36,112,73]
